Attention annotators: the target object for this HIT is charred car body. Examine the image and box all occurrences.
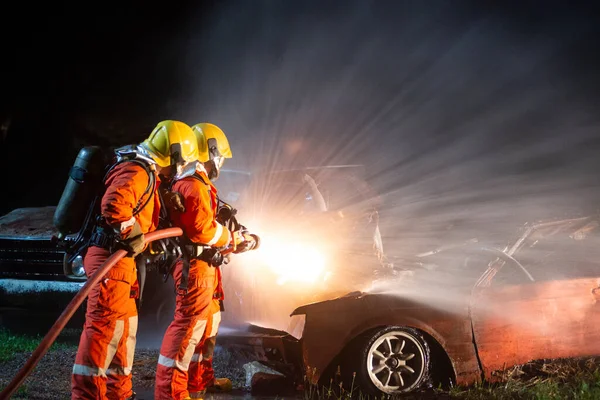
[243,215,600,396]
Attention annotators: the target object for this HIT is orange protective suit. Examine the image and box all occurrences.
[72,162,160,400]
[154,169,230,400]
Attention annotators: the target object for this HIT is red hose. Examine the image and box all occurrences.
[0,227,183,400]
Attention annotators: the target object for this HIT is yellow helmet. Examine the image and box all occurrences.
[191,123,232,179]
[192,123,232,161]
[141,120,199,167]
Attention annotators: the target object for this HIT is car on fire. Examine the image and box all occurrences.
[246,215,600,396]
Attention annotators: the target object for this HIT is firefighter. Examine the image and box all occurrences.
[72,120,200,400]
[155,122,254,400]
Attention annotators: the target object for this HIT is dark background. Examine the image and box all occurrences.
[1,1,600,246]
[0,1,216,215]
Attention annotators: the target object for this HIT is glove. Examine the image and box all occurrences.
[122,221,146,257]
[123,234,146,257]
[231,230,245,250]
[161,189,186,213]
[232,231,259,254]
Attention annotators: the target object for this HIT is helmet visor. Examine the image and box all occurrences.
[213,155,225,170]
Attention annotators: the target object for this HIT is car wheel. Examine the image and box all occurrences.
[356,326,430,396]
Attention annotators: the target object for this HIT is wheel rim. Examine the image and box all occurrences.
[366,330,426,393]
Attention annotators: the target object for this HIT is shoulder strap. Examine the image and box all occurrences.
[170,170,210,188]
[103,158,156,217]
[170,171,213,206]
[170,171,212,295]
[178,247,191,295]
[156,181,171,227]
[128,159,156,216]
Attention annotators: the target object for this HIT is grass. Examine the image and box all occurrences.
[447,357,600,400]
[301,357,600,400]
[0,328,76,362]
[302,371,380,400]
[301,368,430,400]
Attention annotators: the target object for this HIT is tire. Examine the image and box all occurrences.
[355,326,430,396]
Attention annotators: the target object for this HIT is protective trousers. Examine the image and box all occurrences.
[72,246,139,400]
[154,259,221,400]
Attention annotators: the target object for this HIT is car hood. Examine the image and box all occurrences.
[290,289,450,316]
[0,206,58,239]
[291,275,475,316]
[291,290,366,315]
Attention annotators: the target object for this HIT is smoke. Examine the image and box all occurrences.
[170,1,600,331]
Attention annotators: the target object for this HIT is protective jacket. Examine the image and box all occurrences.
[72,161,160,400]
[155,164,230,400]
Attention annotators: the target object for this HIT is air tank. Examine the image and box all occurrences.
[53,146,108,238]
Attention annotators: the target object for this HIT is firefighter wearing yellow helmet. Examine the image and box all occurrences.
[155,122,249,399]
[191,122,232,180]
[141,120,200,168]
[72,120,199,400]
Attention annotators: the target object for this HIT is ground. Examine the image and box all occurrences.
[0,344,249,399]
[0,327,599,399]
[0,347,153,399]
[0,328,251,400]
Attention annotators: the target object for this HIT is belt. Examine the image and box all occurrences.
[179,243,224,297]
[184,244,224,267]
[89,226,117,250]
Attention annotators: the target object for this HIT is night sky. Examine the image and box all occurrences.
[0,1,214,215]
[1,0,600,241]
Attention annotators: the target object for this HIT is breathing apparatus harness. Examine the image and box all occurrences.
[154,161,248,297]
[61,145,157,267]
[88,146,157,251]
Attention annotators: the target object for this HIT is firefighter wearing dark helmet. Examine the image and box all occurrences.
[72,120,199,400]
[155,123,255,400]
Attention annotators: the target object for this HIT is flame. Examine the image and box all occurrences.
[249,234,327,285]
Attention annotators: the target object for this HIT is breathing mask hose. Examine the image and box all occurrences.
[0,227,183,400]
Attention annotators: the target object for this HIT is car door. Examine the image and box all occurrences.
[470,222,600,380]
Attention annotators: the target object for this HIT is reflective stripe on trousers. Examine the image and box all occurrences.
[155,259,221,400]
[157,318,208,372]
[72,248,138,400]
[188,310,221,395]
[72,308,138,399]
[155,310,221,400]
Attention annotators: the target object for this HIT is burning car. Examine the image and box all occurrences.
[254,215,600,396]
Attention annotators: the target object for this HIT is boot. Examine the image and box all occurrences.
[206,377,232,393]
[188,389,206,399]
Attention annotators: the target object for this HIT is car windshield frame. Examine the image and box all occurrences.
[474,216,595,288]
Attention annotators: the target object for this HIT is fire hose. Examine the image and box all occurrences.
[0,227,183,400]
